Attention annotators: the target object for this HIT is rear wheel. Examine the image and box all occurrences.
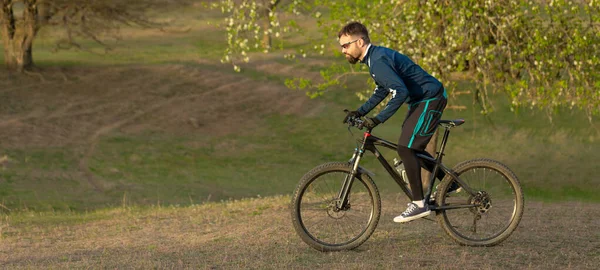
[436,159,524,246]
[291,162,381,251]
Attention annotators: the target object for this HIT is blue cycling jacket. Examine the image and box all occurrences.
[357,45,443,123]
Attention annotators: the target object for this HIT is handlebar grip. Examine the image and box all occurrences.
[347,116,365,130]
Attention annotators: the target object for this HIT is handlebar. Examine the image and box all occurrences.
[345,116,369,131]
[346,115,465,131]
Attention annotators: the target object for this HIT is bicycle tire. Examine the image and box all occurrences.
[436,158,524,246]
[291,162,381,251]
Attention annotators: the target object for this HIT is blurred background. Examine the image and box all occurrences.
[1,0,598,213]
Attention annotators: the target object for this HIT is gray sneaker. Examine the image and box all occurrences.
[393,203,431,223]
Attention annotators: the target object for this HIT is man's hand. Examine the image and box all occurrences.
[359,117,381,130]
[343,110,361,123]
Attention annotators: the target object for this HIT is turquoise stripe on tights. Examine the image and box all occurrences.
[408,100,430,148]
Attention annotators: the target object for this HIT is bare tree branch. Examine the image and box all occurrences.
[1,0,189,71]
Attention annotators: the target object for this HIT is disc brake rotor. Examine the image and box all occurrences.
[327,200,349,219]
[469,191,492,215]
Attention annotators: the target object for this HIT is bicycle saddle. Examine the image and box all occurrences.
[439,119,465,127]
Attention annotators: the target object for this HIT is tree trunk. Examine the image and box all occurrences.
[1,0,16,68]
[261,18,272,50]
[260,0,281,51]
[1,0,38,72]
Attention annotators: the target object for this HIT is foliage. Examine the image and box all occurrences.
[499,0,600,120]
[213,0,600,119]
[208,0,310,72]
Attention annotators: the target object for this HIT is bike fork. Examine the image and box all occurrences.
[337,136,368,209]
[337,152,361,209]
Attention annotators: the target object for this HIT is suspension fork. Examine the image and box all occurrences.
[336,132,370,209]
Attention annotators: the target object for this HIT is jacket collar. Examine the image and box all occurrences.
[361,44,373,66]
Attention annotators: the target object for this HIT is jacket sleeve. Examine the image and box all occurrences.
[357,83,388,117]
[370,60,409,123]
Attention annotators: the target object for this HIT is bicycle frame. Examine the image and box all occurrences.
[338,126,478,211]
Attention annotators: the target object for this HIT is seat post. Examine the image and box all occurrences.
[435,127,452,162]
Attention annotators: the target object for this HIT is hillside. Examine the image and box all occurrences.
[0,0,599,212]
[0,61,328,210]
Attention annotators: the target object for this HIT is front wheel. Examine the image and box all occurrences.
[436,159,524,246]
[291,162,381,251]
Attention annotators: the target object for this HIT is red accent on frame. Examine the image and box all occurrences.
[364,132,371,138]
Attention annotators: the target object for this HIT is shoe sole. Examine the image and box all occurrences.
[393,210,431,223]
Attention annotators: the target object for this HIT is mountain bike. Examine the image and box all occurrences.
[290,116,524,251]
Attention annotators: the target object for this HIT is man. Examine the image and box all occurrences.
[339,22,448,223]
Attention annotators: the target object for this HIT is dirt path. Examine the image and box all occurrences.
[1,196,597,269]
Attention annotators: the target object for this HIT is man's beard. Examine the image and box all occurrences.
[346,54,359,64]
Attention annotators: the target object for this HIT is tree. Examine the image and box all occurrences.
[216,0,600,120]
[1,0,38,71]
[259,0,282,49]
[209,0,308,72]
[0,0,178,72]
[214,0,599,188]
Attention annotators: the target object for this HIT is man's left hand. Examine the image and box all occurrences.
[359,117,381,130]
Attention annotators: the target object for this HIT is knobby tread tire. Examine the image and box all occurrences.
[291,162,381,251]
[435,158,524,246]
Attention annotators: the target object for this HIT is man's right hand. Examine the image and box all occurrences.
[343,110,361,123]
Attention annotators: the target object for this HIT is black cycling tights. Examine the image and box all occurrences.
[397,145,446,201]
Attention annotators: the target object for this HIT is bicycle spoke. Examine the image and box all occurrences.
[292,162,382,251]
[298,173,374,245]
[315,181,335,205]
[438,160,523,246]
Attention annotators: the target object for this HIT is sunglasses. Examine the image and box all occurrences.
[340,38,361,49]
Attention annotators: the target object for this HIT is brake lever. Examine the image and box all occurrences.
[357,120,365,130]
[353,117,364,130]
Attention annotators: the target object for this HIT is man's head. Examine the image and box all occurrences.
[338,22,371,64]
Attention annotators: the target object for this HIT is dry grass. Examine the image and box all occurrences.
[1,195,598,269]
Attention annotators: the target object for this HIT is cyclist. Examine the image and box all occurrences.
[339,22,448,223]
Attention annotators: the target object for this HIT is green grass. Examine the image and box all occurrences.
[1,17,225,67]
[1,6,599,213]
[2,93,596,212]
[88,102,600,207]
[29,34,221,66]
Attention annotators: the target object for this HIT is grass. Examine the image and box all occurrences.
[83,102,600,207]
[0,5,599,269]
[0,5,599,214]
[1,9,224,67]
[2,88,597,212]
[29,33,219,67]
[2,196,599,269]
